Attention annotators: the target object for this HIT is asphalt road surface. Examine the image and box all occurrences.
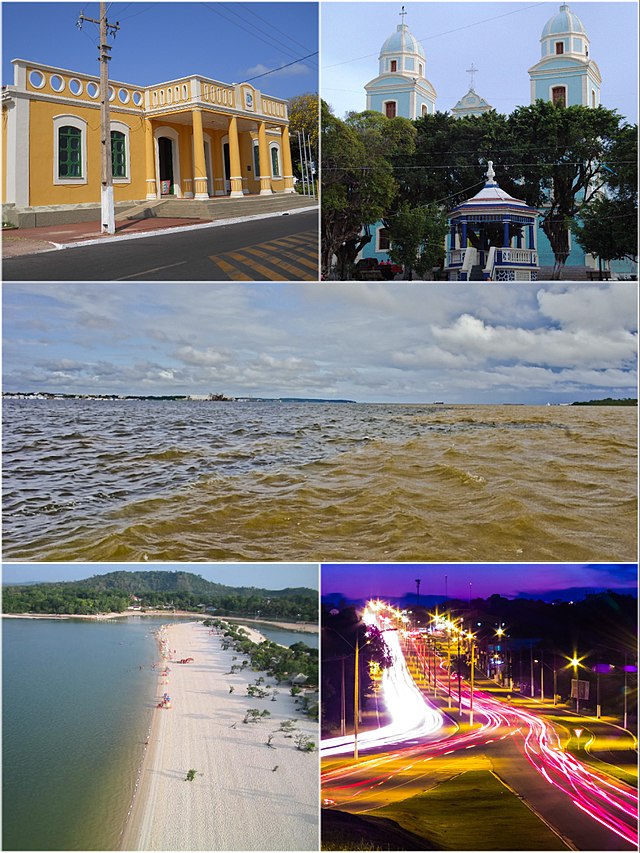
[322,606,638,851]
[3,211,318,282]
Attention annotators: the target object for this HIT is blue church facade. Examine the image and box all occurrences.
[358,4,635,279]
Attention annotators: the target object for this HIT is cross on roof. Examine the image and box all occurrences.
[399,6,407,24]
[466,62,478,89]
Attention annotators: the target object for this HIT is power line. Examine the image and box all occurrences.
[201,2,317,70]
[241,52,318,84]
[240,4,316,64]
[323,3,545,70]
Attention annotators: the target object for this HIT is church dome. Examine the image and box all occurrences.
[380,23,425,59]
[541,3,587,38]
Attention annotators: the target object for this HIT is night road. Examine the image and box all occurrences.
[3,211,319,282]
[321,602,638,852]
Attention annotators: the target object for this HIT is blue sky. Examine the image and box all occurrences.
[2,283,637,403]
[2,563,319,588]
[2,2,318,100]
[321,563,638,600]
[322,2,638,123]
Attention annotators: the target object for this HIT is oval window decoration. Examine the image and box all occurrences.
[118,88,130,104]
[108,86,116,102]
[87,81,99,99]
[69,78,83,96]
[132,91,143,106]
[50,74,65,92]
[29,70,45,88]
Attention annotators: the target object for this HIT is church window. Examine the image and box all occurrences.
[377,228,390,252]
[552,86,566,107]
[555,41,564,54]
[421,104,428,116]
[58,126,82,177]
[385,101,397,118]
[390,60,397,72]
[591,90,597,107]
[111,131,126,178]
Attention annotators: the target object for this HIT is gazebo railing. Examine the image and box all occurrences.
[497,248,538,265]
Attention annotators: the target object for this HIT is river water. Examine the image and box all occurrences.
[2,617,168,850]
[2,400,636,561]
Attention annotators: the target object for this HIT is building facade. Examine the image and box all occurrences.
[2,58,295,212]
[358,4,634,278]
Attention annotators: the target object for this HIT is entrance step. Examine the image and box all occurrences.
[153,193,316,221]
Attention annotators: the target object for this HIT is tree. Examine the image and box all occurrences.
[321,104,415,279]
[288,93,318,184]
[574,123,638,274]
[387,202,447,280]
[503,101,625,278]
[574,196,638,270]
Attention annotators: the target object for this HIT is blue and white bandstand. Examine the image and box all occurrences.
[444,162,540,281]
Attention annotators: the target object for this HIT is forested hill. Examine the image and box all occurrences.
[2,571,317,620]
[61,570,313,598]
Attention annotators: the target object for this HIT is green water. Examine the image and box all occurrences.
[2,617,168,851]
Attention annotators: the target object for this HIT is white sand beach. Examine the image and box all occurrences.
[121,621,319,851]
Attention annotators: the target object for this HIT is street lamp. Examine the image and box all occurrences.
[567,653,586,715]
[467,631,476,726]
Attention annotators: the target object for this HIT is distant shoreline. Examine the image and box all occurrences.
[2,612,319,634]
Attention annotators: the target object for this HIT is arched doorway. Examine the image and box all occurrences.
[158,137,174,195]
[222,142,231,194]
[203,138,213,197]
[154,126,181,198]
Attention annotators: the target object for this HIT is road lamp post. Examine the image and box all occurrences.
[447,623,453,709]
[354,637,359,761]
[468,632,475,726]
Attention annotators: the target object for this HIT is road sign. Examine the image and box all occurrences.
[574,728,583,739]
[571,678,589,699]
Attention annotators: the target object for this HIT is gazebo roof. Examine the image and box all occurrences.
[449,162,539,219]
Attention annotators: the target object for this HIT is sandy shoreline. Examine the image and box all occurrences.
[121,621,319,851]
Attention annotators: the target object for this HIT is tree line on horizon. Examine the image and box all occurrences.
[3,571,318,621]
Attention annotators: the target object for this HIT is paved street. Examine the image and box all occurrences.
[322,608,638,852]
[3,210,318,281]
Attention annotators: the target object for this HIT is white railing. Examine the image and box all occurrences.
[447,249,465,266]
[499,248,538,264]
[484,246,497,279]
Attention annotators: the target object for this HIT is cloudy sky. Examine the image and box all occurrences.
[2,563,319,589]
[3,283,637,404]
[322,2,638,123]
[3,3,318,101]
[321,563,638,600]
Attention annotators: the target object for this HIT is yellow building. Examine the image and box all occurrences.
[2,58,295,213]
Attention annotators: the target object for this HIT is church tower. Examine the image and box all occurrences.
[451,63,494,118]
[528,3,602,108]
[365,8,437,120]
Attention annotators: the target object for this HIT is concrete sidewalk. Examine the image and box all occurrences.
[2,216,212,258]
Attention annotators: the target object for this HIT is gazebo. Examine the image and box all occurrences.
[444,162,540,281]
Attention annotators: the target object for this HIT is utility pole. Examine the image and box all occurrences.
[78,4,120,233]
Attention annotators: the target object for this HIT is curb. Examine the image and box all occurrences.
[48,205,319,251]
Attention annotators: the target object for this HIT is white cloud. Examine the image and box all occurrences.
[244,62,310,80]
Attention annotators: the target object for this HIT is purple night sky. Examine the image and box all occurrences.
[321,564,637,603]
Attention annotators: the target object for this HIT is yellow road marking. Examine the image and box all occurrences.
[211,257,254,281]
[209,230,318,281]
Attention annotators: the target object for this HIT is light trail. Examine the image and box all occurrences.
[322,601,638,848]
[321,605,445,758]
